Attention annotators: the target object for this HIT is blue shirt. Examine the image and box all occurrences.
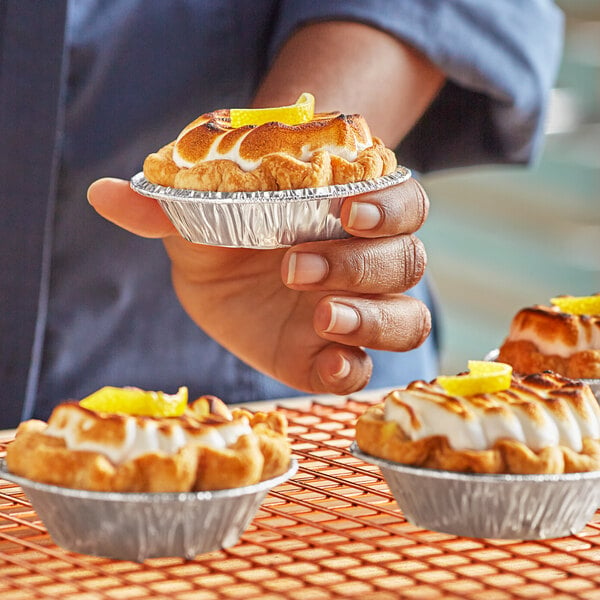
[0,0,564,427]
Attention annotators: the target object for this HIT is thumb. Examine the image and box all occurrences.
[87,177,177,238]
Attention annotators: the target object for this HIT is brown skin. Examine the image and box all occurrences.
[87,21,445,395]
[253,21,445,148]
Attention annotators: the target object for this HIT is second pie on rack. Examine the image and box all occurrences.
[355,370,600,474]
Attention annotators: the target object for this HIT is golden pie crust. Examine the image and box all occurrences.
[143,110,397,192]
[355,374,600,475]
[498,339,600,380]
[6,396,291,492]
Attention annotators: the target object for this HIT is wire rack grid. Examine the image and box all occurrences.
[1,397,599,600]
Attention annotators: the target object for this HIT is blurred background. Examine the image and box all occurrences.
[420,0,600,374]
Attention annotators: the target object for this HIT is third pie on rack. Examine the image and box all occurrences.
[355,371,600,474]
[497,298,600,379]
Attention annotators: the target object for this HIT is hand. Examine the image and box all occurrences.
[88,177,431,395]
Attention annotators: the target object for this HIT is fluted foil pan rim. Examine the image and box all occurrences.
[0,458,298,561]
[130,167,411,204]
[130,167,412,248]
[0,457,297,501]
[350,442,600,539]
[350,442,600,484]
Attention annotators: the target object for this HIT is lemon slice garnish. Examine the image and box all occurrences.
[80,386,188,417]
[550,295,600,316]
[437,361,512,396]
[230,92,315,128]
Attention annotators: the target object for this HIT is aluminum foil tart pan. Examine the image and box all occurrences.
[0,458,297,562]
[484,348,600,403]
[582,378,600,402]
[350,443,600,540]
[130,167,412,248]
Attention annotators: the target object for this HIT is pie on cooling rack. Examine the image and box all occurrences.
[497,296,600,379]
[6,394,291,492]
[143,107,397,192]
[355,371,600,474]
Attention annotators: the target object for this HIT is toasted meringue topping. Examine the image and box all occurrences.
[172,110,373,172]
[384,372,600,452]
[44,403,251,464]
[506,305,600,358]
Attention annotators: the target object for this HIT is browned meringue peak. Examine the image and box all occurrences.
[501,304,600,357]
[385,371,600,452]
[172,110,374,170]
[43,399,251,465]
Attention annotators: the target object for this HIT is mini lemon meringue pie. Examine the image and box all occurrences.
[7,393,291,492]
[355,370,600,474]
[498,295,600,379]
[143,107,397,192]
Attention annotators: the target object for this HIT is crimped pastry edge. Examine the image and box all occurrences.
[498,339,600,379]
[143,137,397,192]
[6,409,291,493]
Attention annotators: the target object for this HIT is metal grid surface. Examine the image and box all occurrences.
[1,397,600,600]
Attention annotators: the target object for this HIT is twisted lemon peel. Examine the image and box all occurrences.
[437,361,512,396]
[80,386,188,417]
[551,295,600,316]
[230,92,315,127]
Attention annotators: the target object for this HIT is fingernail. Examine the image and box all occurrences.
[348,202,382,231]
[324,302,360,334]
[332,355,351,380]
[286,253,328,285]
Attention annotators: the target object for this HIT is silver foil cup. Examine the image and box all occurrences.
[582,378,600,402]
[130,167,412,248]
[350,443,600,540]
[0,458,297,562]
[484,348,600,403]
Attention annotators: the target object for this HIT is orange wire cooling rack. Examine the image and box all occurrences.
[1,396,600,600]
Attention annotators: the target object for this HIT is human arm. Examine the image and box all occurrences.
[88,0,563,394]
[267,0,564,170]
[88,20,441,395]
[253,20,445,148]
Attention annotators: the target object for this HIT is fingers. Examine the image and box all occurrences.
[311,344,373,395]
[283,234,427,295]
[283,179,428,295]
[308,293,431,394]
[87,177,178,238]
[340,177,429,238]
[282,176,431,388]
[313,294,431,352]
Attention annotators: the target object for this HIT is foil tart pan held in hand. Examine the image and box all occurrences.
[0,458,297,562]
[350,443,600,540]
[130,167,411,249]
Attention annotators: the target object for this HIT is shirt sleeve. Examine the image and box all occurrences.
[269,0,565,172]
